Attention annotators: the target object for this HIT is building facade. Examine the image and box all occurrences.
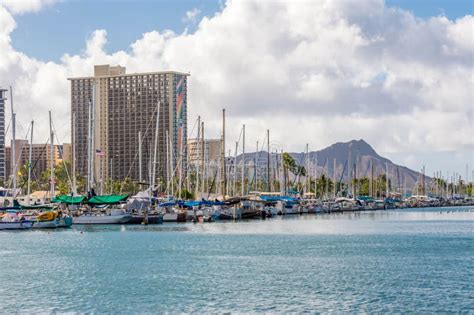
[69,65,189,188]
[5,140,62,181]
[59,143,72,163]
[188,138,222,166]
[0,89,6,180]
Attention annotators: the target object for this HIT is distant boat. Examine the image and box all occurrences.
[127,190,163,224]
[73,209,132,224]
[29,211,72,229]
[57,215,73,227]
[211,207,234,221]
[128,214,163,224]
[73,195,132,224]
[276,200,299,215]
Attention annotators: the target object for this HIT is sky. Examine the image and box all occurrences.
[0,0,473,179]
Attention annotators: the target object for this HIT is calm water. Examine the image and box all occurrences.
[1,207,473,313]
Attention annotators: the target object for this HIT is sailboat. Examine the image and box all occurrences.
[126,189,163,224]
[25,113,73,228]
[73,209,132,224]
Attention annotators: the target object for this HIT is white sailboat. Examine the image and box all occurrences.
[71,83,131,225]
[73,208,132,224]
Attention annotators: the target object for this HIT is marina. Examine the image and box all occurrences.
[0,0,472,312]
[1,207,472,313]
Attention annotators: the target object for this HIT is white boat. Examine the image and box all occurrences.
[56,214,73,227]
[0,213,34,230]
[162,212,178,222]
[28,211,59,229]
[73,209,132,224]
[0,221,34,230]
[276,201,299,215]
[32,220,58,228]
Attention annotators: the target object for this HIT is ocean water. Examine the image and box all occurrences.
[1,207,473,313]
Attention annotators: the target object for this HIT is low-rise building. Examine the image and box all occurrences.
[5,140,63,180]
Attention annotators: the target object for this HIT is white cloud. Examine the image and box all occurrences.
[0,0,473,172]
[183,8,201,23]
[1,0,56,15]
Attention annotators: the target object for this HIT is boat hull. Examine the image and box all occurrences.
[73,214,132,224]
[32,220,58,229]
[0,221,34,230]
[162,212,186,222]
[57,217,73,227]
[128,215,163,224]
[211,210,234,221]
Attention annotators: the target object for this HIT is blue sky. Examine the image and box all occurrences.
[2,0,473,179]
[12,0,221,61]
[11,0,473,62]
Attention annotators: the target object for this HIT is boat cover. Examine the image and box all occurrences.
[37,211,57,221]
[88,194,128,204]
[20,204,56,210]
[52,195,86,204]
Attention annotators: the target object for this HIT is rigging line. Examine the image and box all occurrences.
[250,138,262,187]
[170,117,200,180]
[188,116,199,140]
[169,116,200,189]
[170,118,196,167]
[17,136,50,192]
[234,126,243,147]
[255,131,268,166]
[4,117,11,140]
[51,117,73,189]
[120,104,159,189]
[11,123,32,179]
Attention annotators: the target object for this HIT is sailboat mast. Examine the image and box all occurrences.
[49,111,55,198]
[255,141,258,192]
[152,102,161,191]
[91,83,96,192]
[369,160,373,197]
[242,124,245,196]
[221,109,226,199]
[11,113,16,198]
[333,158,336,198]
[72,112,77,195]
[10,87,16,198]
[305,144,309,195]
[87,82,96,193]
[166,130,170,195]
[138,131,142,182]
[282,149,286,195]
[314,154,317,197]
[86,100,91,193]
[325,157,328,199]
[233,141,238,196]
[195,116,200,200]
[27,120,34,205]
[267,129,270,192]
[178,119,184,199]
[172,137,175,196]
[200,122,205,199]
[348,151,351,198]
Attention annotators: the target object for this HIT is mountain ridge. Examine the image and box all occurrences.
[235,139,425,190]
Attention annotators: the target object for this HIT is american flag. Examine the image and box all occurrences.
[95,149,106,157]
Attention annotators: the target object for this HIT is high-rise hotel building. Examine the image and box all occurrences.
[68,65,189,187]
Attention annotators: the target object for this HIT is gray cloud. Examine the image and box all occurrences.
[0,0,472,169]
